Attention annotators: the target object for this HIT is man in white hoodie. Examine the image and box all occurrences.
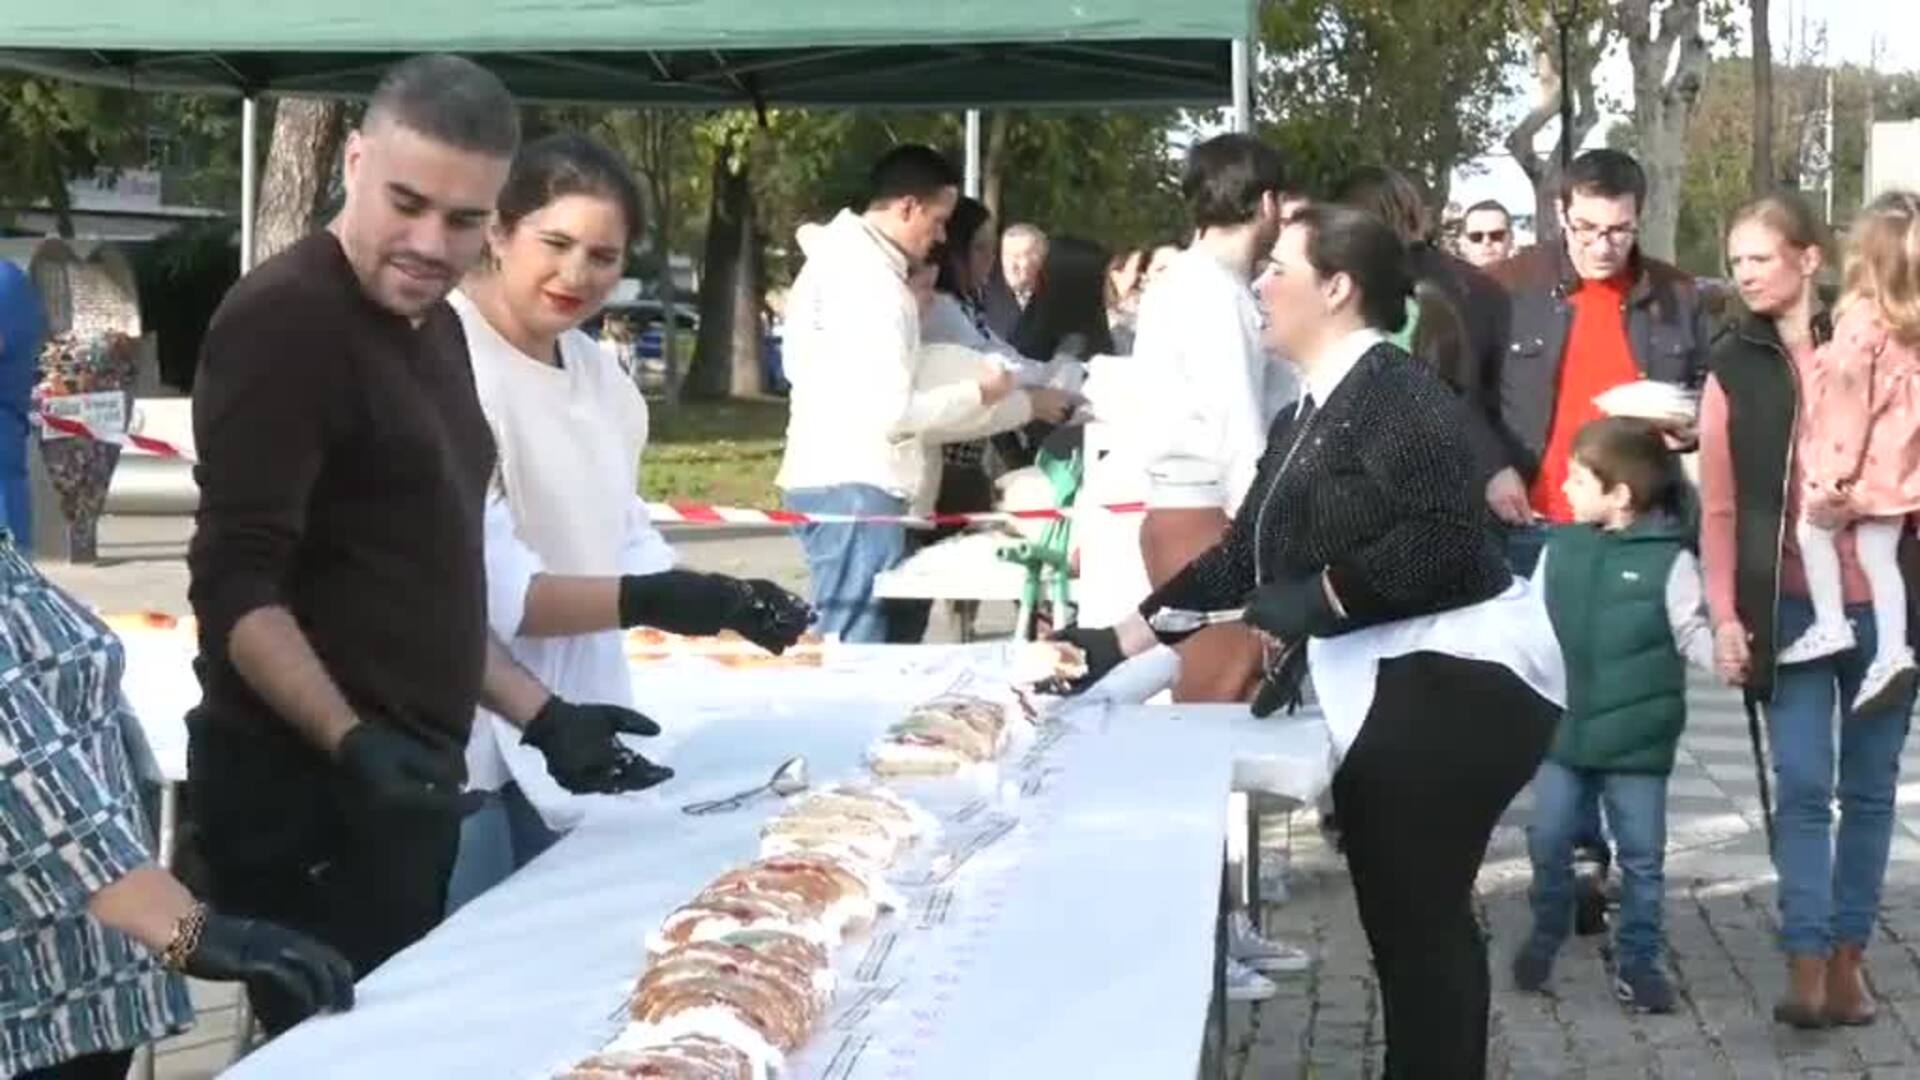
[777,145,1012,643]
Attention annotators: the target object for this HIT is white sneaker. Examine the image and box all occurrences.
[1228,911,1314,974]
[1852,649,1919,715]
[1777,621,1856,665]
[1226,956,1279,1002]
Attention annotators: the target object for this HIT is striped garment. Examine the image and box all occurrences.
[0,538,193,1074]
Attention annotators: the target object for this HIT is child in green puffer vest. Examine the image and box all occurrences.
[1512,417,1718,1014]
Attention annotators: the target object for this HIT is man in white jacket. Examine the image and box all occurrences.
[777,145,1012,643]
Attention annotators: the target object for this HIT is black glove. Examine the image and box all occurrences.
[618,571,813,654]
[182,912,356,1027]
[725,579,813,654]
[1045,625,1125,695]
[334,723,464,816]
[1250,638,1311,719]
[1243,570,1346,642]
[522,698,674,795]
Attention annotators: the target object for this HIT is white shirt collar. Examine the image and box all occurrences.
[1301,328,1386,406]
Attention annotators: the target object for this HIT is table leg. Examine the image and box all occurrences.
[1245,791,1263,923]
[1199,856,1230,1080]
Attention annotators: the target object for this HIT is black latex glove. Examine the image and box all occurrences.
[1250,638,1311,719]
[1044,625,1125,695]
[618,571,813,654]
[182,913,356,1026]
[522,698,674,795]
[725,579,813,654]
[1243,571,1346,643]
[334,723,464,816]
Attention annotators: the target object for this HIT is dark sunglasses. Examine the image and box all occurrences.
[1465,229,1510,244]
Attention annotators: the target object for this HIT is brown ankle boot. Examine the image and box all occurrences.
[1826,944,1877,1026]
[1773,953,1830,1029]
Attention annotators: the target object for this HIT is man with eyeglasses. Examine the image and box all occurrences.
[1458,199,1516,268]
[1484,149,1708,565]
[1481,148,1708,961]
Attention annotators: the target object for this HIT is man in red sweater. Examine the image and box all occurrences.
[1484,149,1710,571]
[1481,148,1711,946]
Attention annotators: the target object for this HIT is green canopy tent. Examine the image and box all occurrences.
[0,0,1250,108]
[2,0,1256,267]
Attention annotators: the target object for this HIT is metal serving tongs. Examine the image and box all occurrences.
[1147,607,1246,635]
[680,755,809,815]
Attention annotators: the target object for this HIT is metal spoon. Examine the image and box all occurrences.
[680,755,810,815]
[1148,607,1245,635]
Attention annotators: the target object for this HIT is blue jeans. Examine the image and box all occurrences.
[1503,522,1550,578]
[1527,759,1670,969]
[1508,523,1609,855]
[1768,596,1915,956]
[783,484,907,644]
[444,782,560,915]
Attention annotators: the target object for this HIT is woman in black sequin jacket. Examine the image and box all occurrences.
[1064,204,1561,1079]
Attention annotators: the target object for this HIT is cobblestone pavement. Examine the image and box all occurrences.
[1234,678,1920,1080]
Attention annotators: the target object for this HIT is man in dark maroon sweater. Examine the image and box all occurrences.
[186,55,670,1034]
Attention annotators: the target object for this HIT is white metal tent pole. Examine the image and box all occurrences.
[1230,38,1252,133]
[964,109,982,199]
[239,95,259,274]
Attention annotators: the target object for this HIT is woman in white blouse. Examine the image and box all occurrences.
[444,134,810,909]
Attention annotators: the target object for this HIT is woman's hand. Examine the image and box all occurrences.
[1714,620,1751,686]
[1049,612,1158,694]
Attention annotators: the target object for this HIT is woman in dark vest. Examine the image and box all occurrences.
[1699,191,1915,1027]
[1063,205,1563,1077]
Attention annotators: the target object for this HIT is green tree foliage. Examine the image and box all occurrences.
[1672,55,1920,276]
[0,76,139,234]
[1257,0,1517,202]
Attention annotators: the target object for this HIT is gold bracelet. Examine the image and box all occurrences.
[159,903,209,971]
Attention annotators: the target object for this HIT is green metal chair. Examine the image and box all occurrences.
[997,446,1082,638]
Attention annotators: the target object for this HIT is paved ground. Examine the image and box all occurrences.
[47,515,1920,1078]
[1236,677,1920,1080]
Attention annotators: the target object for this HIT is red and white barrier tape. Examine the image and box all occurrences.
[36,409,1145,527]
[37,411,196,459]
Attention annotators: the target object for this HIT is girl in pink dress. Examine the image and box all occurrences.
[1780,191,1920,714]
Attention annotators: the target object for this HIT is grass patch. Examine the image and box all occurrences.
[642,396,788,509]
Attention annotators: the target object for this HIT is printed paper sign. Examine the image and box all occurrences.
[40,392,128,440]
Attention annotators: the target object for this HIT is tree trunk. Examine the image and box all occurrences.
[1507,26,1601,247]
[252,98,346,266]
[982,110,1011,223]
[685,141,765,400]
[655,173,681,405]
[1750,0,1775,195]
[45,162,75,239]
[1622,0,1710,262]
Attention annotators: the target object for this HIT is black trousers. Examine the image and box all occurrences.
[885,461,998,644]
[186,709,462,1034]
[1332,652,1557,1079]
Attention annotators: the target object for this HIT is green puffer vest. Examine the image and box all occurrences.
[1543,519,1690,774]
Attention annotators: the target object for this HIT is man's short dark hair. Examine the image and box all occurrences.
[867,145,961,206]
[1182,134,1289,230]
[1463,199,1511,221]
[365,54,519,159]
[1560,149,1647,210]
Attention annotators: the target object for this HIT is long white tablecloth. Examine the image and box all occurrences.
[108,635,1334,1078]
[224,699,1254,1079]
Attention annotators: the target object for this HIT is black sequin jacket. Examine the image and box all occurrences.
[1143,343,1512,639]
